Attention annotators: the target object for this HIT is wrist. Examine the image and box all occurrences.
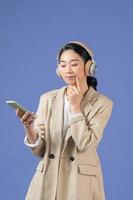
[24,124,34,130]
[26,133,38,144]
[70,105,81,114]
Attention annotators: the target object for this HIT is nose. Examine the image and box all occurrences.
[66,64,73,74]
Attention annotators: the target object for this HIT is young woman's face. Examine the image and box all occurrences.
[58,49,86,85]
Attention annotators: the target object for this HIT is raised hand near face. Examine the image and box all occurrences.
[66,76,88,114]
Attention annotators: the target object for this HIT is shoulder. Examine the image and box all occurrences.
[88,89,114,118]
[94,90,114,112]
[98,92,113,105]
[89,86,114,108]
[39,86,66,100]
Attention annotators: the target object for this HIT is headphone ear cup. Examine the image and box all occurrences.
[56,67,62,77]
[85,60,97,77]
[90,61,97,77]
[85,60,92,76]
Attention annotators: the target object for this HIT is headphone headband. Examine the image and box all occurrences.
[56,40,95,62]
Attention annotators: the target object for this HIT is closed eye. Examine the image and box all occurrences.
[60,64,66,68]
[72,64,78,66]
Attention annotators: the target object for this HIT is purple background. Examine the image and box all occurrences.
[0,0,133,199]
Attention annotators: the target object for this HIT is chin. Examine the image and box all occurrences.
[65,80,76,85]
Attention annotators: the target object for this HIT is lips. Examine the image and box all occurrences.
[65,76,75,78]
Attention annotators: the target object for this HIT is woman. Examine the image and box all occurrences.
[16,41,114,200]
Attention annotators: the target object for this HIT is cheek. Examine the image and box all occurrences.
[59,68,65,74]
[74,67,85,77]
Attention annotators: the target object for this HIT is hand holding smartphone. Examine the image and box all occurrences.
[6,100,38,145]
[6,100,36,127]
[6,100,28,117]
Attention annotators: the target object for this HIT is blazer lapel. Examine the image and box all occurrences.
[61,86,99,154]
[81,86,99,116]
[49,86,67,145]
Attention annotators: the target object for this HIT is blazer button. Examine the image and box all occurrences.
[49,153,55,159]
[70,156,75,161]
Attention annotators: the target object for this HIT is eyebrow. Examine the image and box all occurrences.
[59,59,80,63]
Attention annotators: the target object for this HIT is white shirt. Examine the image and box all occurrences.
[24,93,82,147]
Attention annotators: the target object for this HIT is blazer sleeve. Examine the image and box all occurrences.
[66,97,114,151]
[25,95,47,157]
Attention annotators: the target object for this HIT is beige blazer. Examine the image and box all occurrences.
[25,85,113,200]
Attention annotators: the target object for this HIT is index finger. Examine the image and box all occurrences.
[76,76,82,91]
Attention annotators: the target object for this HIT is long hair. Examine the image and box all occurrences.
[57,42,98,91]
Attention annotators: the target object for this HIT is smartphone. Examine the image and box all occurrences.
[6,100,28,115]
